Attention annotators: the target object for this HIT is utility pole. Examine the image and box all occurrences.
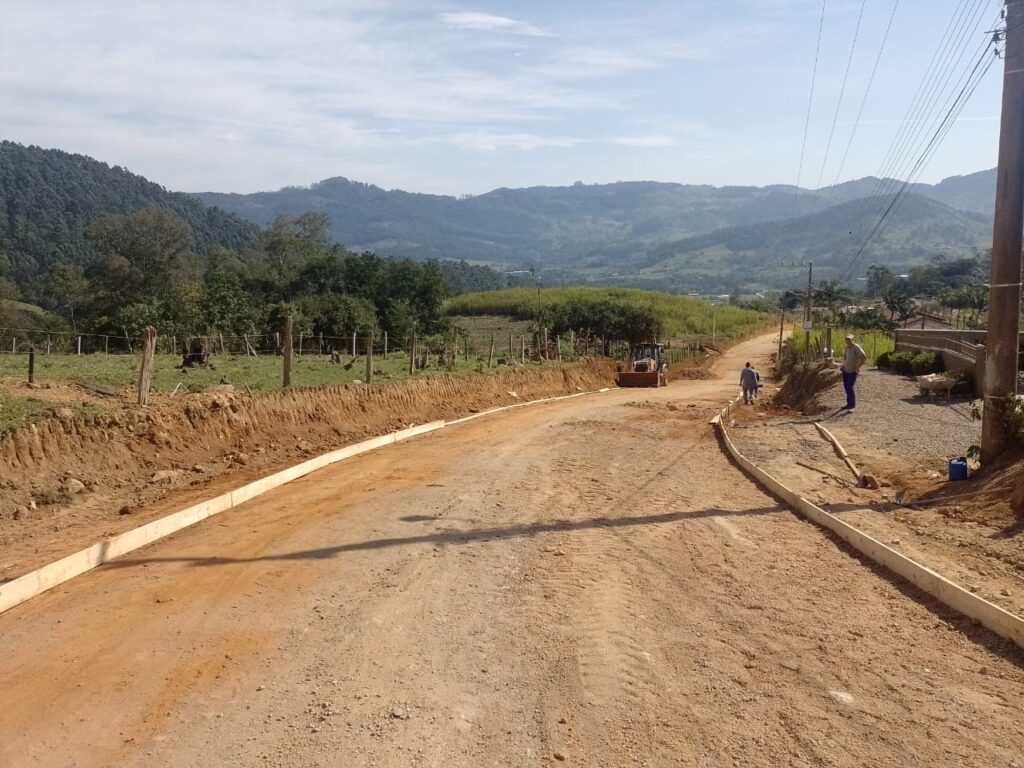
[804,263,813,361]
[982,0,1024,464]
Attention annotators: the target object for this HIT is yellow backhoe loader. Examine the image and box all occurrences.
[616,343,668,387]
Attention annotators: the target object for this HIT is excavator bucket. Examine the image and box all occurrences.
[616,371,664,387]
[616,343,668,387]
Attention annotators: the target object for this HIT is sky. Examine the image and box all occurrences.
[0,0,1007,196]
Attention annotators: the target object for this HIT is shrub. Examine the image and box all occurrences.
[910,351,944,375]
[878,350,943,376]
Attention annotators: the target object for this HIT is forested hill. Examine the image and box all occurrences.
[602,192,991,294]
[197,170,997,273]
[0,142,260,298]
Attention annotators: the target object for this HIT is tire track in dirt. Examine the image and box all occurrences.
[2,335,1024,767]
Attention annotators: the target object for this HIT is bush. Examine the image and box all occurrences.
[911,351,944,375]
[878,350,943,376]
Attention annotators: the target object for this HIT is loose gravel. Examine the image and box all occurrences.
[816,367,981,465]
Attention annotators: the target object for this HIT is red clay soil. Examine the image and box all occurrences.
[0,360,616,581]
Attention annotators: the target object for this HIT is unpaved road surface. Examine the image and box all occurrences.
[2,336,1023,767]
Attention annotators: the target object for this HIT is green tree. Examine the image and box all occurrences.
[882,282,914,323]
[85,209,194,315]
[263,212,331,285]
[813,279,854,320]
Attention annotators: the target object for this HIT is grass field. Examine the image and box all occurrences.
[786,327,895,362]
[446,287,768,341]
[0,350,508,395]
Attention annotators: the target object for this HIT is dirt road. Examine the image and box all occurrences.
[1,335,1022,767]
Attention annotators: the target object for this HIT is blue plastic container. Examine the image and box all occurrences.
[948,457,968,482]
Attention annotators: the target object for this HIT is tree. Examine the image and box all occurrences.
[882,282,914,322]
[813,279,853,320]
[85,209,194,315]
[263,212,331,285]
[865,265,896,297]
[45,261,89,330]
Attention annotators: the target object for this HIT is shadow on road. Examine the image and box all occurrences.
[103,504,788,569]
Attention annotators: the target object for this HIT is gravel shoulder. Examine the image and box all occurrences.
[729,366,1023,618]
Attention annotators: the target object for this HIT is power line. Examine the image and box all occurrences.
[815,0,869,190]
[835,31,1000,283]
[845,0,982,239]
[826,0,901,194]
[791,0,827,215]
[849,0,992,239]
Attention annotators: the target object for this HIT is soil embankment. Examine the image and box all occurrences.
[0,360,616,581]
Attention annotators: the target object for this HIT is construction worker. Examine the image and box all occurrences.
[740,362,759,405]
[841,334,867,412]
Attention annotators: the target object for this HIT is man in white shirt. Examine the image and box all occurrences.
[841,334,867,412]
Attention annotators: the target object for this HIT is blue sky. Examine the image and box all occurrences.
[0,1,1006,195]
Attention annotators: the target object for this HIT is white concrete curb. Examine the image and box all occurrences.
[0,385,615,616]
[712,399,1024,651]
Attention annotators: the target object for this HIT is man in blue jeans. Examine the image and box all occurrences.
[841,334,867,411]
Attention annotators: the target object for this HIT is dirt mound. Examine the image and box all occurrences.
[0,360,616,579]
[773,363,840,414]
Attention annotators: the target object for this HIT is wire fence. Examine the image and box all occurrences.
[0,326,720,366]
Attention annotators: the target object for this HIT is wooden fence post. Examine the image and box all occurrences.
[104,335,109,354]
[298,332,303,357]
[137,327,157,406]
[77,336,82,356]
[351,332,356,357]
[46,334,51,355]
[282,316,293,388]
[219,333,226,355]
[366,331,374,384]
[509,331,514,359]
[28,347,35,384]
[409,327,416,376]
[521,335,526,364]
[556,335,562,362]
[488,333,495,367]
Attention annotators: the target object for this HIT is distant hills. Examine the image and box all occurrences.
[198,170,995,290]
[0,141,996,299]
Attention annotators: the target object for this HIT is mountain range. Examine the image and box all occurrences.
[0,141,995,297]
[197,170,995,291]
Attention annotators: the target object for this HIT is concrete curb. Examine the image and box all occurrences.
[712,399,1024,651]
[0,384,616,617]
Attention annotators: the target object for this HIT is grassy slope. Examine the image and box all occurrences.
[446,287,767,340]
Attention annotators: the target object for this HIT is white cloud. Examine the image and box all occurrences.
[611,135,677,148]
[440,11,548,36]
[449,130,578,152]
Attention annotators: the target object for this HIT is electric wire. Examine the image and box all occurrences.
[834,34,1000,283]
[826,0,902,195]
[848,0,990,240]
[791,0,827,216]
[815,0,869,190]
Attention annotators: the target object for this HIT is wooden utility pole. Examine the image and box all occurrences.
[804,263,813,361]
[982,0,1024,464]
[282,315,293,388]
[137,327,157,406]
